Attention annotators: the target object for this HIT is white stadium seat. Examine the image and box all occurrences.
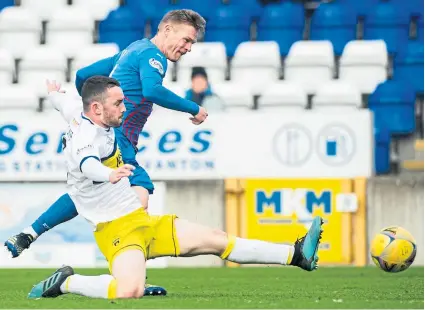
[0,49,14,85]
[0,85,39,110]
[73,0,120,21]
[19,46,67,96]
[258,82,308,110]
[212,82,254,110]
[70,44,120,82]
[285,40,335,94]
[231,41,281,95]
[161,60,174,84]
[0,7,41,59]
[312,80,362,110]
[20,0,69,21]
[178,42,227,87]
[163,81,186,98]
[46,8,94,58]
[340,40,388,94]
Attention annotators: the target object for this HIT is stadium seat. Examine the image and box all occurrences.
[258,82,307,110]
[126,0,170,17]
[60,83,81,99]
[364,1,410,54]
[394,41,424,94]
[73,0,120,21]
[46,8,94,58]
[204,5,251,56]
[99,6,145,51]
[20,0,69,21]
[0,0,13,12]
[285,40,334,95]
[162,81,186,98]
[0,49,14,85]
[368,79,416,135]
[0,86,39,110]
[177,42,227,86]
[310,2,357,56]
[339,40,388,94]
[374,127,391,174]
[257,2,304,56]
[231,41,280,95]
[19,46,67,96]
[212,82,254,110]
[312,80,362,110]
[70,44,120,82]
[0,7,41,59]
[173,0,222,19]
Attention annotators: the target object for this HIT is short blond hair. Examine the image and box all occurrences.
[159,9,206,37]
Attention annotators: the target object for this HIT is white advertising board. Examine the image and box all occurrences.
[0,109,373,181]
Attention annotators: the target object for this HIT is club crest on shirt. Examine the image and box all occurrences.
[149,58,164,75]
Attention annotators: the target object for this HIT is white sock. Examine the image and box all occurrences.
[60,274,115,299]
[227,237,294,265]
[22,227,38,240]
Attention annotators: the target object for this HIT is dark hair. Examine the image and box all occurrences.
[191,66,208,80]
[159,9,206,38]
[81,76,120,112]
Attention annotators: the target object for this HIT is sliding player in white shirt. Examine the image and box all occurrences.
[28,77,323,300]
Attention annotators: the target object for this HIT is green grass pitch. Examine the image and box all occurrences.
[0,266,423,309]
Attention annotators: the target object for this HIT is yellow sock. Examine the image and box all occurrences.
[286,247,294,265]
[108,278,117,299]
[220,234,237,259]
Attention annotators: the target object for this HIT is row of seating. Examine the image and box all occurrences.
[0,40,423,96]
[101,2,423,55]
[0,1,422,57]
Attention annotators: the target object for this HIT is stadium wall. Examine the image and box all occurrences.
[366,177,424,266]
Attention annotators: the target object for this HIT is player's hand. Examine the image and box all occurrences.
[46,79,66,94]
[190,106,208,125]
[109,164,135,184]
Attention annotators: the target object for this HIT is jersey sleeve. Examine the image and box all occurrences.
[75,52,121,94]
[138,49,200,115]
[48,91,82,123]
[138,48,167,81]
[71,130,101,172]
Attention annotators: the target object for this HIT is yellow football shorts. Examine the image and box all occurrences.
[94,208,179,272]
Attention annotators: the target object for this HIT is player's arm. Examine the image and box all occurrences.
[75,53,121,95]
[72,136,134,184]
[139,50,200,115]
[46,80,82,123]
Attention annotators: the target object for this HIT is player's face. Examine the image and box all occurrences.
[165,23,197,62]
[101,86,126,127]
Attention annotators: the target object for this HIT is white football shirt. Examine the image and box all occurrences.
[48,91,141,226]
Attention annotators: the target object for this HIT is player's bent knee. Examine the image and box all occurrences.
[116,282,145,299]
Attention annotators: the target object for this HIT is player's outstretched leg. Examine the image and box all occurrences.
[4,194,78,258]
[173,216,323,271]
[28,250,156,299]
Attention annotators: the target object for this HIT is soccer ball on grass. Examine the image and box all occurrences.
[370,226,417,273]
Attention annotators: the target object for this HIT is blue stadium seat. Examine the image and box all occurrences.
[374,128,391,174]
[176,0,221,18]
[364,1,410,54]
[204,5,251,56]
[369,80,416,135]
[99,7,145,50]
[126,0,170,17]
[257,2,304,56]
[310,2,357,55]
[0,0,13,12]
[394,41,424,94]
[224,0,263,18]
